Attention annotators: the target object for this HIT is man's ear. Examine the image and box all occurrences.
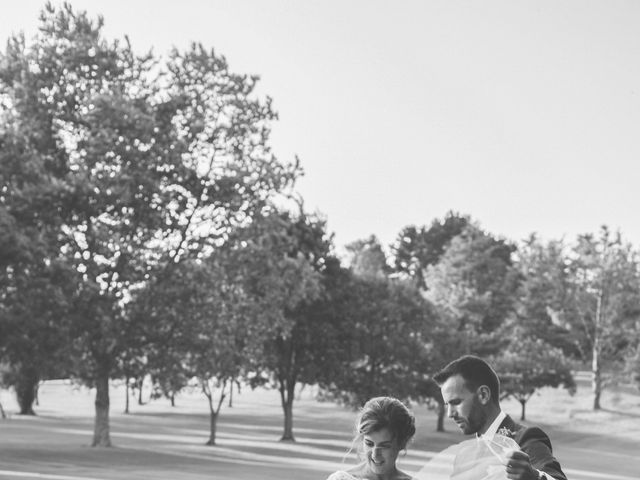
[477,385,491,405]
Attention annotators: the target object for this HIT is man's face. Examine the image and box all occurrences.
[440,374,486,435]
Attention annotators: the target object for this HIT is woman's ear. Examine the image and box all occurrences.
[477,385,491,405]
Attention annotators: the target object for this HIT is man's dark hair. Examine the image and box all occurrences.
[433,355,500,405]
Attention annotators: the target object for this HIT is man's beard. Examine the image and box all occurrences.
[462,398,486,435]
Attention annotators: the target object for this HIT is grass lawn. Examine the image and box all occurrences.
[1,375,639,480]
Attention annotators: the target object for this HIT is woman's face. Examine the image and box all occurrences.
[362,427,401,476]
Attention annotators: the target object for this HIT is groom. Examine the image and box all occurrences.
[434,355,567,480]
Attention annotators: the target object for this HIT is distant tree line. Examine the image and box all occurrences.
[2,3,640,445]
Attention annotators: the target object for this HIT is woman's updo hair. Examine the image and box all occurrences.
[356,396,416,449]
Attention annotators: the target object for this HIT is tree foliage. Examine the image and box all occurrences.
[0,260,75,414]
[624,338,640,391]
[424,225,520,357]
[345,235,390,279]
[323,275,435,407]
[321,239,437,409]
[0,2,296,445]
[513,235,578,356]
[393,211,470,288]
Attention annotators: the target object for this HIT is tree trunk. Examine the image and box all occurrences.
[592,293,603,410]
[34,382,40,406]
[206,410,218,446]
[15,366,39,415]
[279,379,296,442]
[228,381,233,408]
[170,393,175,407]
[0,401,6,419]
[520,399,526,421]
[436,400,445,432]
[281,398,295,441]
[202,378,226,446]
[592,344,602,410]
[137,378,145,405]
[124,376,130,414]
[92,372,112,447]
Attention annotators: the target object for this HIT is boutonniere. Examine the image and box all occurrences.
[497,427,516,438]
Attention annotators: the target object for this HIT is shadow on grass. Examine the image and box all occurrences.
[569,407,640,419]
[600,408,640,418]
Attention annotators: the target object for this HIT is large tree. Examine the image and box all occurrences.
[0,3,296,446]
[234,210,327,441]
[0,103,75,416]
[564,227,640,410]
[135,255,252,445]
[322,238,437,411]
[493,333,575,421]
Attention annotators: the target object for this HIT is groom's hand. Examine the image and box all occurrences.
[505,450,538,480]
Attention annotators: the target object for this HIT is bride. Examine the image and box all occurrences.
[326,396,416,480]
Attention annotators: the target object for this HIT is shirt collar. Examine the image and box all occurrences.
[479,410,507,440]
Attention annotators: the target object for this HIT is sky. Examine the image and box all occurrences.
[3,1,640,251]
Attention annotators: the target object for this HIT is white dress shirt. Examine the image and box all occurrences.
[480,410,507,439]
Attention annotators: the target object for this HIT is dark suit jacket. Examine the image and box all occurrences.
[498,415,567,480]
